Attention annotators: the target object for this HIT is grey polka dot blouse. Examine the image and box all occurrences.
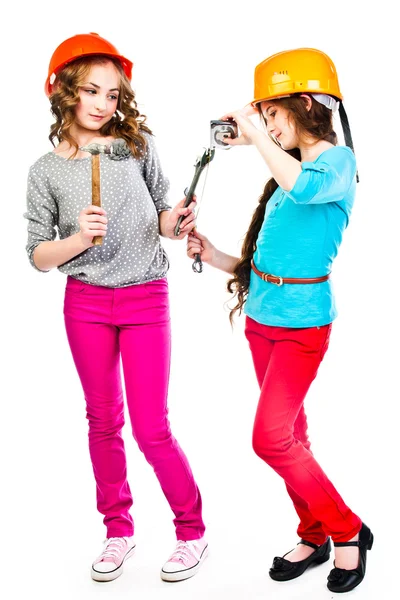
[24,133,171,287]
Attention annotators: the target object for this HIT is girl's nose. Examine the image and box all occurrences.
[94,96,107,111]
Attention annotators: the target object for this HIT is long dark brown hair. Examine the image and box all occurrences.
[227,94,338,324]
[49,55,152,158]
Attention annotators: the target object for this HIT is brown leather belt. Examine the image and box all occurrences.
[251,260,330,287]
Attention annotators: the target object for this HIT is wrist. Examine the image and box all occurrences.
[208,247,220,268]
[164,227,175,240]
[253,129,269,148]
[158,210,172,238]
[213,249,240,274]
[74,232,92,251]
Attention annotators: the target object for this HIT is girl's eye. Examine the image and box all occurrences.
[270,111,277,118]
[82,89,118,100]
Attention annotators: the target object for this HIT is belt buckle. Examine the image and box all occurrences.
[271,275,283,287]
[262,272,283,287]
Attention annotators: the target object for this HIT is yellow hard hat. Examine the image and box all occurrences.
[251,48,342,106]
[250,47,358,182]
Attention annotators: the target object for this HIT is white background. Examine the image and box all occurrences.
[1,1,398,598]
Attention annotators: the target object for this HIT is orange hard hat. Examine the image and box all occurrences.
[251,48,342,106]
[45,32,133,96]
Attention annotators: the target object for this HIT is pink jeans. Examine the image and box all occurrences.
[63,276,205,540]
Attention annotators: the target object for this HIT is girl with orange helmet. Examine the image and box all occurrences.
[187,48,372,593]
[24,33,208,583]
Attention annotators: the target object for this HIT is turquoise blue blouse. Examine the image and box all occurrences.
[244,146,357,328]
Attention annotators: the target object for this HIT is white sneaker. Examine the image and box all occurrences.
[161,537,208,582]
[91,536,135,582]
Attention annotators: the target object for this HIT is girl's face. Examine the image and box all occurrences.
[74,62,120,132]
[260,101,298,150]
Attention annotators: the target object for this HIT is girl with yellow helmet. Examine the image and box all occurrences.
[24,33,208,584]
[187,47,372,593]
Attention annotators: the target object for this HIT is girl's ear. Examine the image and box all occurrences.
[299,94,312,112]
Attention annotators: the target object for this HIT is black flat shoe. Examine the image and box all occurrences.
[327,522,374,593]
[269,537,331,582]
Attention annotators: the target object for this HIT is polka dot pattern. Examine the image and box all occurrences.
[24,133,171,287]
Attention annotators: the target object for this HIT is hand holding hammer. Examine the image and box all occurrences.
[80,142,111,246]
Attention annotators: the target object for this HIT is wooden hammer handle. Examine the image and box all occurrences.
[91,154,103,246]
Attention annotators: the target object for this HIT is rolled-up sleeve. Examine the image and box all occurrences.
[143,134,172,214]
[286,146,357,205]
[24,166,58,271]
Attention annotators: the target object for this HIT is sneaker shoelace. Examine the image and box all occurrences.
[168,540,201,565]
[98,537,127,563]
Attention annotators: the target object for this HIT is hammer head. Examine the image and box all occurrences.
[80,139,131,160]
[80,142,111,155]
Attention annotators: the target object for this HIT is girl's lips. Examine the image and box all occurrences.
[89,115,104,120]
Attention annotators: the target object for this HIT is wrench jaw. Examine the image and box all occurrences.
[192,256,203,273]
[192,147,215,170]
[199,147,215,168]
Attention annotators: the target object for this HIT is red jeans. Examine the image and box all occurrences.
[245,316,361,544]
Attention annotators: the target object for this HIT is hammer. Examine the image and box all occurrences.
[80,142,112,246]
